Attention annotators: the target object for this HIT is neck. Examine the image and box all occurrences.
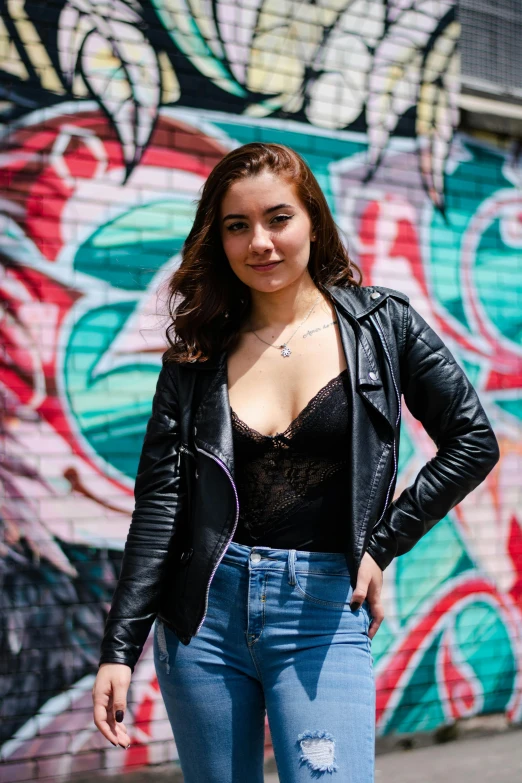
[247,274,323,332]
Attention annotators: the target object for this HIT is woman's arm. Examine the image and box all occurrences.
[98,359,185,672]
[366,304,500,571]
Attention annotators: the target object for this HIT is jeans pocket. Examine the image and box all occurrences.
[294,570,353,609]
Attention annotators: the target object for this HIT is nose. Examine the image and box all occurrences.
[249,224,274,254]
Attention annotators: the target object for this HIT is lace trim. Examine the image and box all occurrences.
[230,369,350,539]
[230,368,348,444]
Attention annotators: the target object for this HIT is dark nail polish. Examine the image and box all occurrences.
[111,742,117,747]
[351,601,361,611]
[115,710,124,723]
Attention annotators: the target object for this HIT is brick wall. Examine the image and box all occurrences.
[1,0,521,779]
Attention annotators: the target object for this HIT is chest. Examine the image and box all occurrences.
[226,315,348,438]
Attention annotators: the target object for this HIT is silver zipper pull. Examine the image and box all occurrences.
[178,443,186,467]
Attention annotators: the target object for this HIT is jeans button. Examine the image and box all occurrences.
[250,552,262,564]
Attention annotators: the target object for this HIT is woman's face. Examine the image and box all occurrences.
[219,170,315,293]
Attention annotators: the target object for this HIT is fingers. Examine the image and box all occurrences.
[350,564,370,611]
[352,553,385,638]
[106,695,132,749]
[93,699,120,746]
[112,679,127,724]
[107,713,132,749]
[367,599,385,640]
[92,664,132,749]
[350,582,367,611]
[113,721,132,749]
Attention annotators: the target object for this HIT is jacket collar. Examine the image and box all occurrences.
[326,284,390,320]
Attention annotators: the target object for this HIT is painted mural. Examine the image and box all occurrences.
[0,0,521,779]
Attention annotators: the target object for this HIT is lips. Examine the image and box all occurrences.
[249,261,282,271]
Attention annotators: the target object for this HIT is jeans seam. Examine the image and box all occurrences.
[248,572,268,645]
[262,573,267,630]
[247,641,264,684]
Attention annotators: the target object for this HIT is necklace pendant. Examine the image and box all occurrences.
[281,344,292,357]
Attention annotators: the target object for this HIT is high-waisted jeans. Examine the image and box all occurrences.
[153,541,375,782]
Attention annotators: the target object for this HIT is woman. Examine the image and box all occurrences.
[92,143,499,782]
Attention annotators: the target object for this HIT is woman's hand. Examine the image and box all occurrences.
[92,663,133,748]
[350,551,384,640]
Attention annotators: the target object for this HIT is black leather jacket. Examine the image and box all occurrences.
[99,285,499,672]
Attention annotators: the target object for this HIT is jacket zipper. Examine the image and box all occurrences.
[178,442,195,466]
[193,442,240,635]
[371,313,402,528]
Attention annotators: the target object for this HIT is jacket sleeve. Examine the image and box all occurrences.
[98,360,185,672]
[366,304,500,572]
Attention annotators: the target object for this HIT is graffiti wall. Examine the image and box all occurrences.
[1,0,521,779]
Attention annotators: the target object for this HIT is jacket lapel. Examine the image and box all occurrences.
[327,286,395,431]
[192,351,235,476]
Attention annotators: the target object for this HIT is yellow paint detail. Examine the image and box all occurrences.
[72,73,89,97]
[248,33,303,96]
[0,15,29,79]
[158,51,180,104]
[417,21,460,138]
[7,0,64,93]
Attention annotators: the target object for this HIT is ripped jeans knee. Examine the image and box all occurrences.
[296,730,338,776]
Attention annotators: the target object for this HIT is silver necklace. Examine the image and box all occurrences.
[249,293,322,358]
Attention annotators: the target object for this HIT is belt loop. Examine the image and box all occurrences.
[288,549,297,586]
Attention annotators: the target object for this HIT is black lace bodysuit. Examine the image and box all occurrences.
[230,369,350,552]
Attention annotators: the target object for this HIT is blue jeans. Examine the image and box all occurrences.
[154,541,375,782]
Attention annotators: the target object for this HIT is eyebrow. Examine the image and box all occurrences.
[222,203,294,222]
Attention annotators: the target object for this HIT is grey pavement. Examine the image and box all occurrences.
[264,729,522,783]
[62,727,522,783]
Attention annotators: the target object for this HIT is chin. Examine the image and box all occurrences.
[248,277,288,293]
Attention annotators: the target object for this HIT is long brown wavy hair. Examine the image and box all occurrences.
[164,142,362,363]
